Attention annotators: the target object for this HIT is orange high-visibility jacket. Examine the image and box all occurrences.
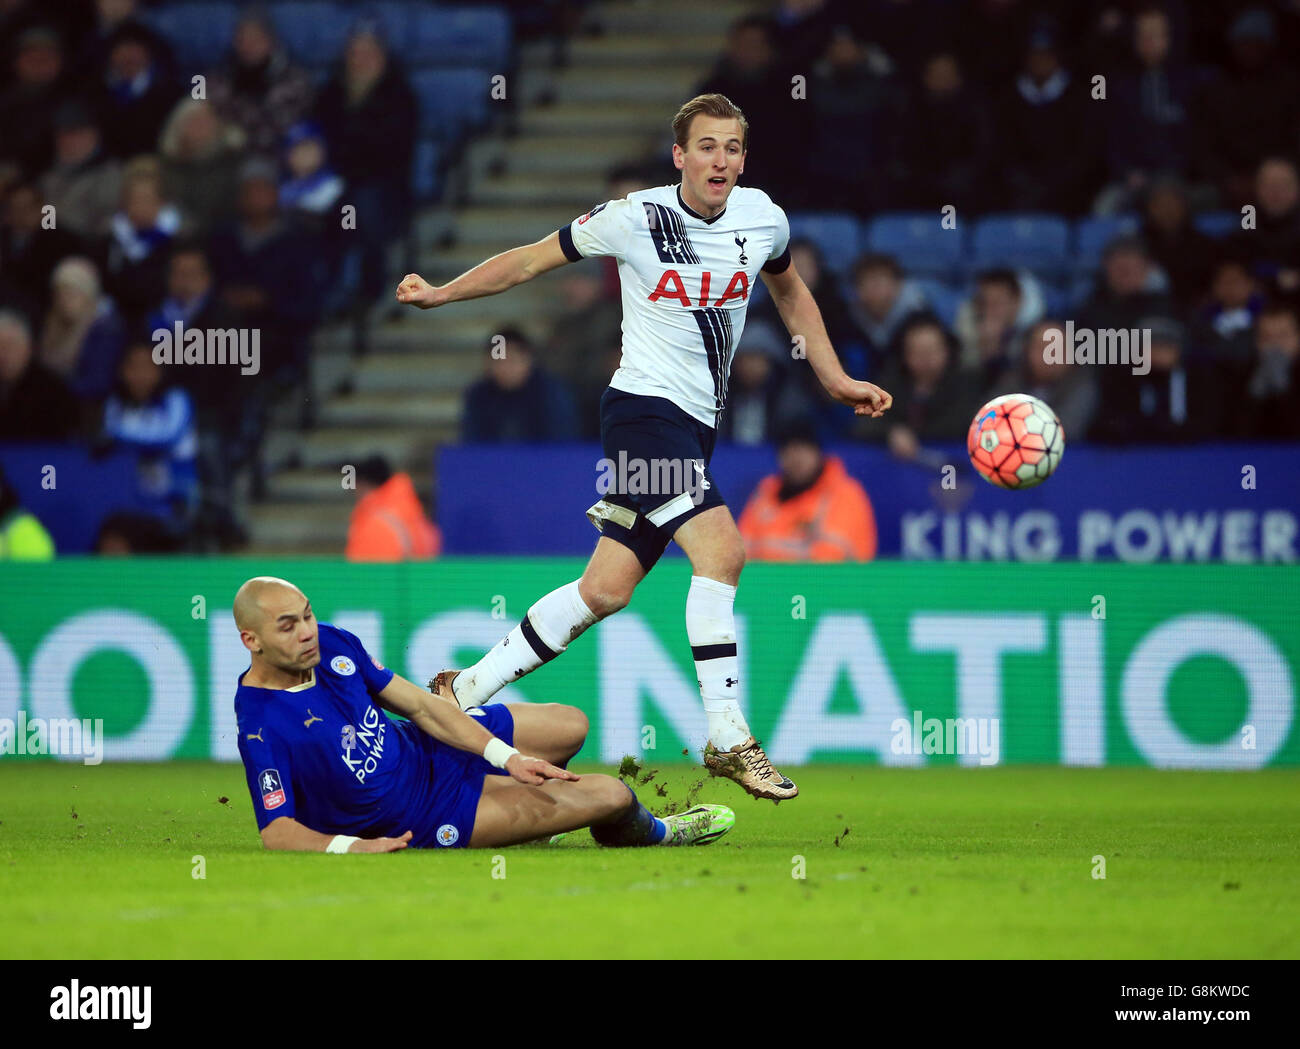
[346,472,442,562]
[737,455,877,562]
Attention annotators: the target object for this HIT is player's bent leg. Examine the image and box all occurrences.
[577,537,645,618]
[444,575,603,709]
[467,773,634,848]
[502,702,588,767]
[672,505,745,586]
[672,507,799,802]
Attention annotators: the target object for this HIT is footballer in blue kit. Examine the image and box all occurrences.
[232,576,734,853]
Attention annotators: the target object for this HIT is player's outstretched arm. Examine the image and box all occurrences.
[396,230,571,310]
[760,265,893,419]
[376,674,578,784]
[260,816,412,853]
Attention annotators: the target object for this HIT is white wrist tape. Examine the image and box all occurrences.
[483,737,519,769]
[326,835,359,854]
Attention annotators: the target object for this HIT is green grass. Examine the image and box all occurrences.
[1,763,1296,959]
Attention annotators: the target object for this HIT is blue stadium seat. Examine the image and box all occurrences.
[787,212,861,276]
[863,212,964,279]
[1068,271,1098,309]
[1193,210,1242,239]
[970,213,1071,280]
[914,277,962,329]
[412,138,442,201]
[1073,214,1140,272]
[361,2,417,63]
[410,68,492,141]
[409,7,513,67]
[1040,281,1070,316]
[266,3,351,71]
[144,2,240,69]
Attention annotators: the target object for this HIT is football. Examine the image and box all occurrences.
[967,393,1065,489]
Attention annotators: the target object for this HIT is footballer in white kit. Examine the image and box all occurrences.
[397,94,892,802]
[559,180,788,429]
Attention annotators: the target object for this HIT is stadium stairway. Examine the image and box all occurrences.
[247,0,760,554]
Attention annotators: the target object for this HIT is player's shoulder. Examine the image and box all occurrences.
[627,184,677,206]
[730,185,785,222]
[573,193,645,232]
[318,621,368,657]
[615,184,674,221]
[316,621,346,647]
[233,680,274,753]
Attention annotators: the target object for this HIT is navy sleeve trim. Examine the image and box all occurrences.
[762,246,791,274]
[557,224,582,262]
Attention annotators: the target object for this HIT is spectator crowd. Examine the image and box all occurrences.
[457,0,1300,562]
[0,0,424,549]
[2,0,1298,562]
[495,0,1300,466]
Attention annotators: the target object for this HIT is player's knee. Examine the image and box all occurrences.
[729,540,747,578]
[588,774,634,818]
[552,704,588,756]
[565,705,589,746]
[580,581,632,619]
[694,542,745,585]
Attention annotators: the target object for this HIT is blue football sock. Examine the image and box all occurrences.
[590,784,666,846]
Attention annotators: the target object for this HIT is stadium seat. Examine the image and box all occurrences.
[144,2,239,69]
[1192,210,1242,239]
[970,213,1071,281]
[410,68,493,142]
[1067,271,1098,309]
[412,138,442,201]
[1073,214,1140,272]
[787,212,861,277]
[1040,281,1070,316]
[408,7,513,67]
[266,2,351,71]
[913,277,962,329]
[361,2,417,63]
[863,212,965,280]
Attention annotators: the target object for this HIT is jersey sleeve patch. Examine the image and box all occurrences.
[259,768,286,810]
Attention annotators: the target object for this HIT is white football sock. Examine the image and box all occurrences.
[452,580,597,709]
[686,575,751,750]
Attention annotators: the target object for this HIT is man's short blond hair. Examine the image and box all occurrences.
[672,94,749,152]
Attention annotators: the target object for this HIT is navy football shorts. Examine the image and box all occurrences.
[421,703,515,848]
[595,387,727,572]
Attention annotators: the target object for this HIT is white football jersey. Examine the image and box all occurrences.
[557,183,791,427]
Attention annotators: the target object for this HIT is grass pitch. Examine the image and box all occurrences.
[1,762,1296,959]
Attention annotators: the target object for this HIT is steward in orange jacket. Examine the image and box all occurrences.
[346,457,441,562]
[737,423,877,562]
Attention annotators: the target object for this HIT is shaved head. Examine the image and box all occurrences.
[233,576,305,631]
[235,576,320,686]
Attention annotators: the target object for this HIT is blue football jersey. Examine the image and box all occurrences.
[235,624,440,843]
